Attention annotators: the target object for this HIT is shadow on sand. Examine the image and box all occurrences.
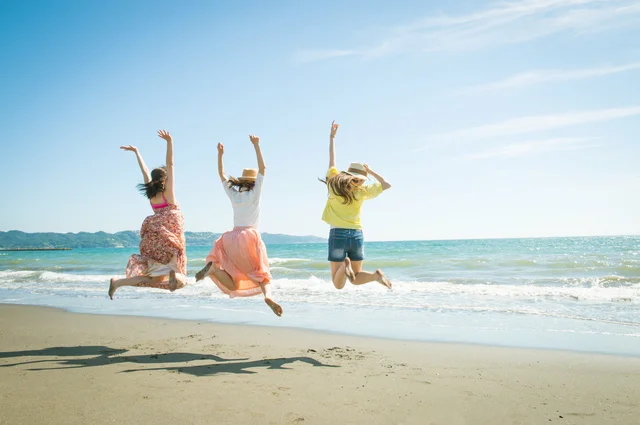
[0,345,339,375]
[122,356,339,376]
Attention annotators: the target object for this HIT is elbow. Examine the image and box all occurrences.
[383,182,392,191]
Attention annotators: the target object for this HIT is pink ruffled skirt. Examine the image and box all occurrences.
[206,227,271,298]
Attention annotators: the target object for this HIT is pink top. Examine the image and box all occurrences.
[151,193,169,210]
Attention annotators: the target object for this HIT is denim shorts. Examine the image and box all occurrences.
[328,228,365,262]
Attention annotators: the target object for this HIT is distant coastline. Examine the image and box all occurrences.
[0,248,73,251]
[0,230,326,249]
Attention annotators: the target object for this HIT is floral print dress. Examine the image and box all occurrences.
[125,203,186,289]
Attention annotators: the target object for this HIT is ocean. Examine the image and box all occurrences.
[1,236,639,356]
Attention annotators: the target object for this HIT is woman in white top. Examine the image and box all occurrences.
[195,135,283,317]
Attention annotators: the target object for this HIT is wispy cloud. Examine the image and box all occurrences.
[465,62,640,92]
[460,137,599,160]
[423,106,640,146]
[296,0,640,62]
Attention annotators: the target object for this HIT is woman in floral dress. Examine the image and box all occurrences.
[108,130,187,299]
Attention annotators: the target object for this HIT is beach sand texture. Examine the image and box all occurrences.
[0,304,638,425]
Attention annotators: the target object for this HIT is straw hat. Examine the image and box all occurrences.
[238,168,258,182]
[345,162,368,179]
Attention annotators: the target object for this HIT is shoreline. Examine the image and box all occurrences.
[3,301,638,359]
[1,304,638,424]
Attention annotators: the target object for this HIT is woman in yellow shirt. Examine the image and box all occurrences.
[320,121,393,290]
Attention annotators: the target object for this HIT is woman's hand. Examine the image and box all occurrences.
[250,135,266,174]
[330,120,339,138]
[120,145,139,153]
[157,129,172,143]
[217,143,227,182]
[364,163,391,190]
[122,145,150,182]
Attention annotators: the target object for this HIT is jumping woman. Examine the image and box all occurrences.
[195,135,283,317]
[321,121,392,290]
[109,130,187,299]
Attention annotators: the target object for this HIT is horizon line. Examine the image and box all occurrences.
[1,229,638,244]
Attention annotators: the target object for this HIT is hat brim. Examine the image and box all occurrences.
[238,177,257,182]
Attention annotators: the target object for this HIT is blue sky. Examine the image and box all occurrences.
[1,0,639,241]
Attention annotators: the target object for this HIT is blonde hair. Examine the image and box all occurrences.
[320,172,364,205]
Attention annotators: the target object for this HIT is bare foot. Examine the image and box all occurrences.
[344,258,356,283]
[168,271,178,292]
[108,278,117,300]
[264,298,283,317]
[195,261,212,282]
[376,269,392,290]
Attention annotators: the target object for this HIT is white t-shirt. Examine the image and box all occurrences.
[222,173,263,228]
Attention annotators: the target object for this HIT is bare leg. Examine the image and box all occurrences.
[139,276,173,290]
[205,263,237,292]
[168,272,187,292]
[109,275,157,299]
[196,261,235,290]
[168,271,178,292]
[260,283,283,317]
[330,261,348,290]
[137,276,172,289]
[350,261,392,289]
[195,262,212,281]
[211,265,236,291]
[344,258,356,283]
[109,278,117,300]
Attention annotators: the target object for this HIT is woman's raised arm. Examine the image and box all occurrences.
[364,164,392,191]
[217,143,227,182]
[157,130,176,202]
[249,134,265,175]
[329,120,339,169]
[120,145,151,183]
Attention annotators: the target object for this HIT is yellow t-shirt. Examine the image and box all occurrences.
[321,167,383,229]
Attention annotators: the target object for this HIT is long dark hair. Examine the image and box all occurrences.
[137,167,167,199]
[227,176,256,192]
[319,172,364,205]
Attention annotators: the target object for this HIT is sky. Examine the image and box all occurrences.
[1,0,639,241]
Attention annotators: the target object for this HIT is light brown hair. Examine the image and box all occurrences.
[319,172,364,205]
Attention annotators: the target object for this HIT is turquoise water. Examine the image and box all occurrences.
[1,236,639,356]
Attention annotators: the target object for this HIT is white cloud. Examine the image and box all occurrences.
[425,106,640,145]
[296,0,640,62]
[461,137,599,160]
[466,62,640,92]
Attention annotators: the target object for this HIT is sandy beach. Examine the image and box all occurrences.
[0,304,638,425]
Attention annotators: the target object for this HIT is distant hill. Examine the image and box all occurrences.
[0,230,325,249]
